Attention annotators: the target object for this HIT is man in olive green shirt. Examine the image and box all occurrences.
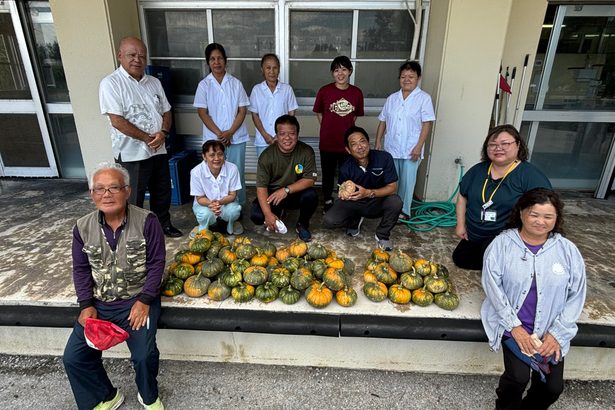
[250,115,318,241]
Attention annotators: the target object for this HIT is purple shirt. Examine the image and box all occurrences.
[504,242,542,337]
[72,212,166,310]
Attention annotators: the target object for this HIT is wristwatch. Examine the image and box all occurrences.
[369,190,376,199]
[284,186,291,194]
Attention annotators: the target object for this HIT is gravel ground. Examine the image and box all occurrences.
[0,354,614,409]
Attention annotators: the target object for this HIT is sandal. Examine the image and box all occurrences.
[398,212,410,222]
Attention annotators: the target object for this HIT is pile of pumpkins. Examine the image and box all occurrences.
[162,229,358,309]
[362,248,460,311]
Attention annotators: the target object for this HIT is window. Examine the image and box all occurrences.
[139,1,427,107]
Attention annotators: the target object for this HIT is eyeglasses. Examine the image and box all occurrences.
[125,53,146,61]
[487,140,517,151]
[92,185,127,196]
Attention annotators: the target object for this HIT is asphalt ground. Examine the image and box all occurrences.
[0,354,613,409]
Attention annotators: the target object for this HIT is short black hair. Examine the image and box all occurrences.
[261,53,280,67]
[480,124,529,162]
[399,61,422,77]
[202,140,225,154]
[205,43,227,68]
[508,188,565,236]
[344,126,369,147]
[274,114,300,135]
[331,56,353,72]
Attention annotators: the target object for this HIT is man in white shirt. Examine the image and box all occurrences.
[190,140,243,235]
[99,36,182,237]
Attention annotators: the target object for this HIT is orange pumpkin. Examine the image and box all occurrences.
[289,239,308,258]
[250,251,269,267]
[363,270,378,283]
[275,247,291,262]
[388,284,411,304]
[325,257,345,270]
[305,282,333,308]
[183,274,211,298]
[371,248,390,263]
[194,229,215,242]
[335,287,358,307]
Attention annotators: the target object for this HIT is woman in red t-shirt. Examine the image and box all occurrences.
[313,56,364,213]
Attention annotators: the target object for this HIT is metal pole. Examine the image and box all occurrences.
[505,67,516,124]
[494,65,501,125]
[513,54,530,127]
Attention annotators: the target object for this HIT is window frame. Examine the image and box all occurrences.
[138,0,430,110]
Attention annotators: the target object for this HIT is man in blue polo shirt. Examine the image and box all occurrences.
[323,126,402,251]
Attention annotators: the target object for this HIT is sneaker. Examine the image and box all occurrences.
[322,199,334,214]
[137,393,164,410]
[93,389,124,410]
[346,217,364,237]
[188,226,200,239]
[232,221,244,235]
[375,234,393,251]
[295,223,312,242]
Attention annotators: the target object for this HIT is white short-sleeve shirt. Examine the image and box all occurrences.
[248,81,299,147]
[377,87,435,160]
[193,73,250,144]
[99,66,172,162]
[190,160,242,205]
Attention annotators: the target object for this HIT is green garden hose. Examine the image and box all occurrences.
[399,164,464,232]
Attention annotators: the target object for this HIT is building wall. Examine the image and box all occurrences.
[49,0,140,176]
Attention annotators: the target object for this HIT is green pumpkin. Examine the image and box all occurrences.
[373,262,398,285]
[307,243,328,260]
[290,268,313,291]
[200,258,225,278]
[282,257,301,273]
[243,266,268,286]
[400,271,424,290]
[269,267,291,288]
[161,276,183,297]
[412,287,434,307]
[310,259,328,279]
[255,282,279,303]
[262,241,277,258]
[434,291,460,311]
[231,282,255,303]
[389,250,414,273]
[207,279,231,301]
[189,237,211,253]
[424,275,449,294]
[342,257,355,276]
[222,269,243,288]
[362,281,388,302]
[218,246,237,265]
[436,263,450,279]
[230,259,251,275]
[323,268,347,291]
[279,285,301,305]
[235,243,257,260]
[183,274,211,298]
[174,263,195,280]
[206,241,223,260]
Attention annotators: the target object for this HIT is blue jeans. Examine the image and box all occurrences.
[63,297,161,410]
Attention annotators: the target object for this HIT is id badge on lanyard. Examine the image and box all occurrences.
[481,200,497,222]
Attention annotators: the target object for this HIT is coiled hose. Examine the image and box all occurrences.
[399,163,464,232]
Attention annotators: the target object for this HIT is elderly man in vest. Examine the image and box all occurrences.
[63,163,165,410]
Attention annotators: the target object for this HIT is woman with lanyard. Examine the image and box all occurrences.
[453,125,551,270]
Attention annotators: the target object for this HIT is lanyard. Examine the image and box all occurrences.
[481,160,518,205]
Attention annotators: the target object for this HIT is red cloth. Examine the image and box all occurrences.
[313,83,364,153]
[499,75,511,93]
[84,318,129,350]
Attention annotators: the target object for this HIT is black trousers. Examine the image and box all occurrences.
[250,188,318,228]
[452,236,495,270]
[496,340,565,410]
[118,154,172,228]
[320,151,350,202]
[323,194,402,240]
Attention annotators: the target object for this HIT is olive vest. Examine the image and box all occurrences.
[76,204,151,302]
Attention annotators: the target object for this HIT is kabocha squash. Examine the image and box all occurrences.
[243,266,268,286]
[338,180,357,200]
[183,274,211,298]
[236,243,257,260]
[307,243,328,260]
[305,282,333,308]
[434,291,460,311]
[213,232,229,247]
[255,282,279,303]
[222,269,243,288]
[262,242,277,258]
[269,267,291,288]
[282,257,301,273]
[189,237,211,253]
[363,281,388,302]
[363,270,378,283]
[414,259,433,276]
[310,259,327,279]
[275,247,291,262]
[175,250,202,265]
[335,286,357,307]
[208,279,231,301]
[218,246,237,265]
[194,229,215,242]
[166,261,178,275]
[325,257,345,270]
[161,276,183,296]
[174,263,195,280]
[389,250,413,273]
[424,275,449,294]
[323,267,347,291]
[342,257,355,276]
[206,241,223,260]
[232,236,252,248]
[200,258,225,278]
[279,285,301,305]
[373,262,398,285]
[250,251,269,267]
[364,259,380,272]
[290,268,313,291]
[436,263,449,279]
[231,282,255,303]
[400,271,423,290]
[388,284,411,304]
[267,257,279,267]
[230,259,250,275]
[289,239,308,258]
[412,287,434,307]
[371,248,390,263]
